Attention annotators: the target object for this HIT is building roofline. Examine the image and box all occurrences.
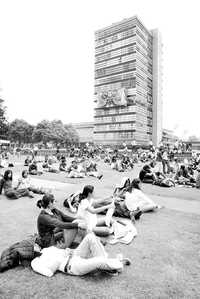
[95,15,152,37]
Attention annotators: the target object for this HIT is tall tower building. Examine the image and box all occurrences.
[94,16,163,146]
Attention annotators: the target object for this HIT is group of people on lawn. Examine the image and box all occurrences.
[1,143,199,279]
[0,158,160,277]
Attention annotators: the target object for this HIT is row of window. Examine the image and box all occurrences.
[94,122,136,131]
[95,70,136,86]
[95,61,136,79]
[95,54,135,70]
[96,35,136,56]
[95,44,136,63]
[95,79,136,93]
[95,27,136,48]
[95,19,137,41]
[95,105,136,115]
[95,114,136,123]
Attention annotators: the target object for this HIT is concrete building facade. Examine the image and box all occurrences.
[72,122,94,143]
[94,16,162,146]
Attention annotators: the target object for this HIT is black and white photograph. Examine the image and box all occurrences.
[0,0,200,298]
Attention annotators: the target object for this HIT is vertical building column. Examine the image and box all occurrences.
[152,29,163,147]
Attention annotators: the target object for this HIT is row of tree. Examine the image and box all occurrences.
[0,100,79,146]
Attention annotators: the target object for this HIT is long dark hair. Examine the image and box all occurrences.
[79,185,94,201]
[37,194,55,209]
[3,170,13,181]
[131,178,141,190]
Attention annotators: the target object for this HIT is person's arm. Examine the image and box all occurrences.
[39,213,78,229]
[86,203,113,214]
[15,178,22,190]
[56,209,77,223]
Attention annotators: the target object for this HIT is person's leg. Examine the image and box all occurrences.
[68,256,123,276]
[5,190,19,199]
[17,188,30,197]
[93,226,112,237]
[74,233,107,258]
[63,228,78,248]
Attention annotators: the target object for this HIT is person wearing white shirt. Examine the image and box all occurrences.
[31,233,129,277]
[125,179,160,214]
[76,185,114,235]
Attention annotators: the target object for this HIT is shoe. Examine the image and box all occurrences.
[98,174,103,180]
[28,192,34,198]
[135,210,142,220]
[116,254,131,266]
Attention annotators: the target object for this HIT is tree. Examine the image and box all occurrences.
[32,120,55,145]
[9,119,34,144]
[0,99,9,139]
[32,120,79,146]
[64,124,79,144]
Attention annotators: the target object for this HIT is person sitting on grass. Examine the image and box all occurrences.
[76,185,115,236]
[139,163,157,184]
[43,158,60,173]
[35,194,86,250]
[59,156,67,171]
[31,232,130,277]
[24,155,33,166]
[15,170,47,195]
[67,160,86,178]
[125,179,161,215]
[0,170,33,199]
[174,164,196,186]
[92,177,141,223]
[29,160,43,176]
[83,160,103,180]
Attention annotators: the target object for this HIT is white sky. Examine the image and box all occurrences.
[0,0,200,139]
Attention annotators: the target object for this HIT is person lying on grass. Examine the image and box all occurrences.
[0,169,34,199]
[31,232,131,277]
[35,194,87,250]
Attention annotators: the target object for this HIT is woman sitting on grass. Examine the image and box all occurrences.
[15,170,47,195]
[93,177,143,223]
[125,179,161,215]
[0,170,33,199]
[35,194,86,249]
[76,185,115,236]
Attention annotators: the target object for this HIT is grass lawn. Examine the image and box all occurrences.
[0,158,200,299]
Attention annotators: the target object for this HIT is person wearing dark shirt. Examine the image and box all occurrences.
[139,164,157,183]
[36,194,86,249]
[0,170,32,199]
[28,161,43,175]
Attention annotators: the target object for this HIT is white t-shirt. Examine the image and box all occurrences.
[31,246,71,277]
[18,177,31,189]
[77,198,97,230]
[125,189,155,211]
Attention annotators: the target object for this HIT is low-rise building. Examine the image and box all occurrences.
[72,122,94,143]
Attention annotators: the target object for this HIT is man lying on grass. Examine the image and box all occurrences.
[31,232,131,277]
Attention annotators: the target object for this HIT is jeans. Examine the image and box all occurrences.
[67,233,122,276]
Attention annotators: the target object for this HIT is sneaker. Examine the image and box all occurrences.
[135,210,142,220]
[116,254,131,266]
[98,174,103,180]
[28,192,34,198]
